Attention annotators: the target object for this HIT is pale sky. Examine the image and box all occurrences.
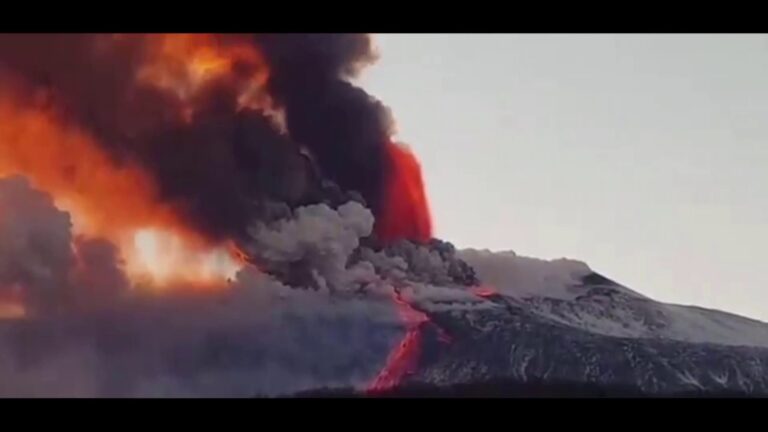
[361,34,768,322]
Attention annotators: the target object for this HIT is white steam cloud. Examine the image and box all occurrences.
[458,248,592,300]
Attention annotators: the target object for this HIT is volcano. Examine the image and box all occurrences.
[3,235,767,397]
[295,265,768,397]
[0,34,765,397]
[390,265,768,397]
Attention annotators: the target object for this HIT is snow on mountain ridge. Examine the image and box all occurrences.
[458,248,644,300]
[457,248,768,349]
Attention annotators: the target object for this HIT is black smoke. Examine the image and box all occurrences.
[0,34,316,241]
[255,34,396,218]
[0,34,402,244]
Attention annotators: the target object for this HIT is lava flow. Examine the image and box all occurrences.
[368,286,451,393]
[368,288,429,392]
[369,283,495,393]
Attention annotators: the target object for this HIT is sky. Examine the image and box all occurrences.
[360,34,768,322]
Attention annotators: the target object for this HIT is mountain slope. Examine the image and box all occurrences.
[457,249,768,348]
[393,250,768,395]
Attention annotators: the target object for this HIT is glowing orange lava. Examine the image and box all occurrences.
[368,325,424,392]
[375,142,433,244]
[368,288,429,392]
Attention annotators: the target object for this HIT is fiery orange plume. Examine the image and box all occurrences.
[0,34,270,291]
[375,142,433,244]
[138,33,271,113]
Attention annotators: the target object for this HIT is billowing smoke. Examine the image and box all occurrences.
[0,34,430,245]
[0,276,405,397]
[0,175,74,315]
[0,34,571,397]
[0,34,309,242]
[70,237,130,308]
[255,34,432,242]
[0,172,488,396]
[0,176,403,396]
[0,173,593,397]
[254,35,389,214]
[458,249,592,299]
[0,176,128,315]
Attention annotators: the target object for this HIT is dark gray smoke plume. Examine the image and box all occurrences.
[0,174,485,397]
[0,34,487,397]
[0,176,407,397]
[0,34,319,241]
[256,34,396,217]
[0,175,74,314]
[0,176,127,314]
[0,34,407,243]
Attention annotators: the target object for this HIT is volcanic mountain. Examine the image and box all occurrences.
[386,249,768,396]
[0,33,765,398]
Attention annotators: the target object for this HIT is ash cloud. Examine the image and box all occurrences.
[0,176,404,396]
[0,176,128,314]
[0,175,74,314]
[0,273,403,397]
[244,201,378,293]
[0,34,411,243]
[0,34,488,396]
[0,175,488,397]
[0,34,317,242]
[70,237,130,308]
[256,34,397,217]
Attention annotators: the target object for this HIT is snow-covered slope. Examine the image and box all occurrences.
[458,249,768,348]
[396,249,768,395]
